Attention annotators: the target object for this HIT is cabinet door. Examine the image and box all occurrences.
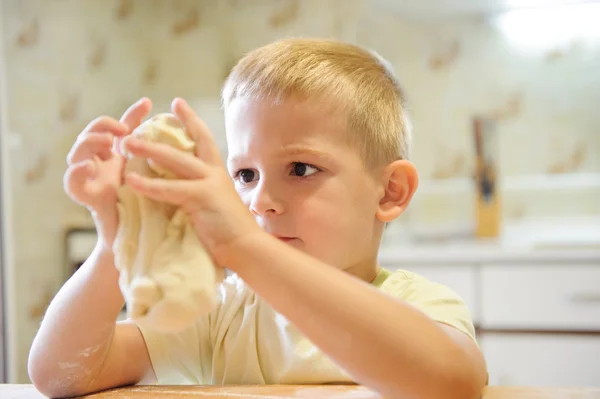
[480,264,600,330]
[480,333,600,387]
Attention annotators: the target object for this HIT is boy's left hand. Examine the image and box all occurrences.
[121,98,261,266]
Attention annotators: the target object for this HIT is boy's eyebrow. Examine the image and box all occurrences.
[277,146,334,162]
[228,146,334,166]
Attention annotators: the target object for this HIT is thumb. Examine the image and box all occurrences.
[64,160,96,195]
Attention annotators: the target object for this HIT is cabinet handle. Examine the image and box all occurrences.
[568,292,600,303]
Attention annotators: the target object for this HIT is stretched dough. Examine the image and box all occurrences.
[113,113,224,333]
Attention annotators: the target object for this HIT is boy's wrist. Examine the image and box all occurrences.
[95,239,113,255]
[215,229,271,272]
[92,239,116,267]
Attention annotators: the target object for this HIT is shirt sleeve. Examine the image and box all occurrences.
[379,269,478,343]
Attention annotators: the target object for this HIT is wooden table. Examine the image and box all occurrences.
[2,385,600,398]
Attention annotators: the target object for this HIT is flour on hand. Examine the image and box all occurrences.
[113,113,224,333]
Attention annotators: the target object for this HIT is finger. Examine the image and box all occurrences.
[64,160,96,193]
[67,133,113,165]
[171,98,221,163]
[82,116,128,136]
[116,98,153,153]
[122,137,207,179]
[120,97,153,132]
[125,173,197,206]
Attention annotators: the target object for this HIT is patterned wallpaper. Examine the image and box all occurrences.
[362,14,600,179]
[357,7,600,235]
[1,0,598,382]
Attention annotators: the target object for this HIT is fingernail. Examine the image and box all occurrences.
[172,97,185,109]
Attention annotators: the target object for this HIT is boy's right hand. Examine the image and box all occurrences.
[64,98,152,249]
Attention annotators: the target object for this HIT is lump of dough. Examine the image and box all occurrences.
[113,113,224,333]
[121,113,195,178]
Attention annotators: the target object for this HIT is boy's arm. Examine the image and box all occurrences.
[225,233,487,399]
[28,244,155,398]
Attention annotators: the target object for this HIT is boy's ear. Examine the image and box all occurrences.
[376,160,419,222]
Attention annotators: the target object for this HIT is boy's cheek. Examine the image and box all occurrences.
[236,191,252,208]
[299,209,339,245]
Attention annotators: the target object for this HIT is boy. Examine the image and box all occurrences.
[28,38,487,399]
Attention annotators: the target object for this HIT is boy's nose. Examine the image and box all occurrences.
[249,181,284,216]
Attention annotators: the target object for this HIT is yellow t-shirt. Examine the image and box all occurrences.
[138,268,477,385]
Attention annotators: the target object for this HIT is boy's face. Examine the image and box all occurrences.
[225,98,385,274]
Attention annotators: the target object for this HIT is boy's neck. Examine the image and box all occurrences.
[345,260,380,284]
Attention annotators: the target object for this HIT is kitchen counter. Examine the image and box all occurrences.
[379,218,600,265]
[378,244,600,265]
[2,385,600,399]
[379,216,600,265]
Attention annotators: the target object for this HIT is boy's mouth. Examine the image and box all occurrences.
[274,235,297,243]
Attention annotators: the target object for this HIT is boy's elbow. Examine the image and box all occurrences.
[28,344,50,395]
[440,357,488,399]
[401,369,485,399]
[29,369,89,399]
[28,355,61,399]
[28,347,88,399]
[406,354,487,399]
[376,360,486,399]
[449,372,487,399]
[28,352,55,398]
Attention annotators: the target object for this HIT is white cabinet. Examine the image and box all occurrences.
[478,263,600,387]
[480,333,600,387]
[480,264,600,330]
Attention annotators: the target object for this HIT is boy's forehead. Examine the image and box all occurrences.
[225,97,359,164]
[225,97,348,144]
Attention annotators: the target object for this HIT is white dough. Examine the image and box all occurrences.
[113,113,224,333]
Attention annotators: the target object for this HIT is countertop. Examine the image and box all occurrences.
[2,385,600,399]
[378,218,600,265]
[377,244,600,265]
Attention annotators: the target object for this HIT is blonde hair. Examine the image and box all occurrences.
[222,38,412,168]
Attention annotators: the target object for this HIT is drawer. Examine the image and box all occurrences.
[383,264,479,324]
[480,264,600,330]
[480,333,600,387]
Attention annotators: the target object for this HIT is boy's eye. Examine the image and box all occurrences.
[291,162,319,177]
[238,169,257,183]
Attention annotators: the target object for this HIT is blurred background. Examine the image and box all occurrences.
[0,0,599,387]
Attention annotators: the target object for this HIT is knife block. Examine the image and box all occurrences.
[472,117,501,238]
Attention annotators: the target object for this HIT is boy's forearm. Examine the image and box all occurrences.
[28,243,124,397]
[227,233,485,399]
